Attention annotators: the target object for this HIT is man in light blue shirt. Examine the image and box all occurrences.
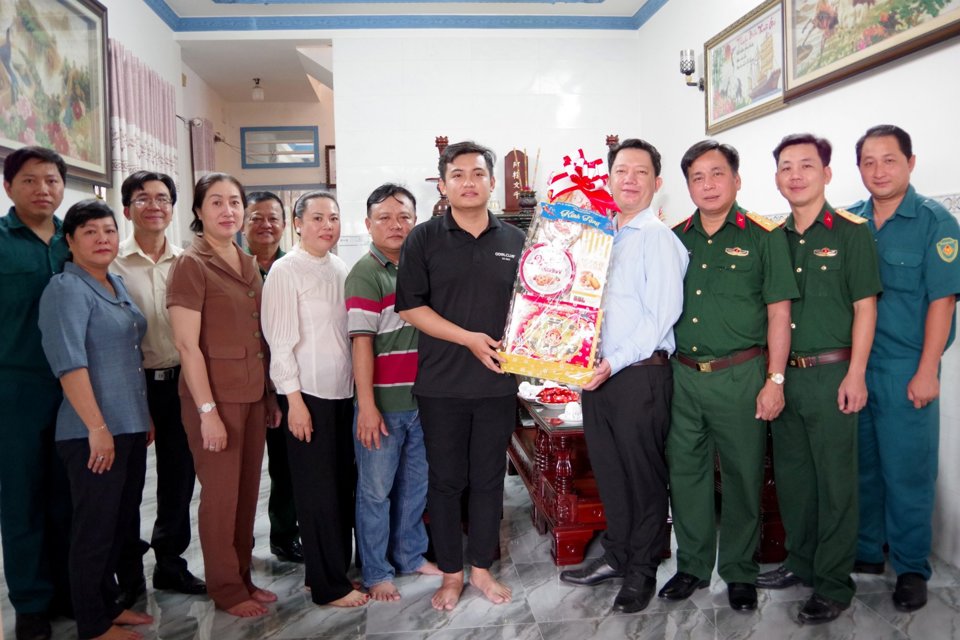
[560,138,688,613]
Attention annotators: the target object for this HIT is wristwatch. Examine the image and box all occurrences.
[198,401,217,415]
[767,372,785,385]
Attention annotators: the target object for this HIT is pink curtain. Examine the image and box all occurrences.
[107,40,178,239]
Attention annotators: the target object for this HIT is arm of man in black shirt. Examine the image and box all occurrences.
[398,306,506,374]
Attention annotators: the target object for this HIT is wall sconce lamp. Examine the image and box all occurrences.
[251,77,265,102]
[680,49,704,91]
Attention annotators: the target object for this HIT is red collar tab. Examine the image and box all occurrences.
[735,211,746,229]
[822,210,833,230]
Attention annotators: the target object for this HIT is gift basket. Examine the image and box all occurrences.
[499,149,619,385]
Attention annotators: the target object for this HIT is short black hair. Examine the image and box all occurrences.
[245,190,286,223]
[607,138,663,177]
[438,141,495,181]
[3,146,67,184]
[293,190,338,220]
[680,139,740,180]
[855,124,913,165]
[62,198,117,238]
[366,183,417,218]
[120,171,177,207]
[190,173,247,234]
[773,133,832,167]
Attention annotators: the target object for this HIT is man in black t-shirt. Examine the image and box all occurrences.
[396,140,524,611]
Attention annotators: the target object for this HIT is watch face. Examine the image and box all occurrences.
[769,373,785,384]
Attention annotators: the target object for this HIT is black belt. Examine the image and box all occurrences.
[145,366,180,382]
[675,346,765,373]
[631,350,670,366]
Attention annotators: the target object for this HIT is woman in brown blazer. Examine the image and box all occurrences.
[167,173,281,617]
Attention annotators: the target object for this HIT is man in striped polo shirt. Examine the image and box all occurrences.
[346,184,441,601]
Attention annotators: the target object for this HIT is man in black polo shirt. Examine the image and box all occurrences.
[396,140,524,611]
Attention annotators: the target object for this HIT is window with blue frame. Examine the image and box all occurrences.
[240,126,320,169]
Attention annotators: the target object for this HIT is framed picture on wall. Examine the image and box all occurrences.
[0,0,110,185]
[704,0,786,134]
[325,145,336,188]
[784,0,960,99]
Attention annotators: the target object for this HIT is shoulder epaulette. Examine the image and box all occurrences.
[834,208,867,225]
[672,216,692,232]
[746,211,779,232]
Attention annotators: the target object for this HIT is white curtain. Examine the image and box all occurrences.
[107,40,178,241]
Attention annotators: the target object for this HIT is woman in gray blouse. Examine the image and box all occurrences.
[39,199,153,640]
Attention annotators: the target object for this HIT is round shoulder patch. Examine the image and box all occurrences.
[936,238,958,263]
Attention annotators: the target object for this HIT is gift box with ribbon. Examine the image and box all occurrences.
[499,149,619,385]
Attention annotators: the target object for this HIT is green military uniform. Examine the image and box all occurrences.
[248,246,300,550]
[775,204,882,605]
[0,207,72,615]
[669,202,798,584]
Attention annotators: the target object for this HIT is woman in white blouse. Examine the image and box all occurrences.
[261,191,368,608]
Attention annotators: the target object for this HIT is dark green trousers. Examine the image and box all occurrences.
[0,379,72,614]
[266,424,299,546]
[668,356,766,584]
[773,362,857,604]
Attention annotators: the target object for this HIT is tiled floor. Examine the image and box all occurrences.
[3,452,960,640]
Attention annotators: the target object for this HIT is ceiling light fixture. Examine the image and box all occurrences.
[251,77,265,102]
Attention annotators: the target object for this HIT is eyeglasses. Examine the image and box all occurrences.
[249,215,284,226]
[132,196,173,208]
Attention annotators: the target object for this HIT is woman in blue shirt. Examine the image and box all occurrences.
[39,199,154,640]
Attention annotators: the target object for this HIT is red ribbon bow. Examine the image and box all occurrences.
[548,149,620,216]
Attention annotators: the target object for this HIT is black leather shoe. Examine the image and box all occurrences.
[756,565,811,589]
[893,572,927,612]
[853,559,885,574]
[559,558,623,586]
[658,571,709,600]
[613,576,656,613]
[153,567,207,595]
[15,613,51,640]
[116,576,147,609]
[271,539,305,563]
[797,593,848,624]
[728,582,758,611]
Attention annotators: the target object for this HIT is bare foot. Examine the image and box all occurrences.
[92,625,142,640]
[251,588,277,603]
[416,560,443,576]
[328,589,370,607]
[469,567,512,604]
[113,610,153,625]
[225,599,268,617]
[369,582,401,602]
[431,571,465,611]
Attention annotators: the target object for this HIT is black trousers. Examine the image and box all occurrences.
[417,394,516,574]
[117,368,197,586]
[266,424,299,546]
[279,394,355,605]
[58,432,147,639]
[582,364,671,579]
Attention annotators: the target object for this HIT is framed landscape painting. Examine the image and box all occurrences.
[784,0,960,99]
[705,0,786,134]
[0,0,110,185]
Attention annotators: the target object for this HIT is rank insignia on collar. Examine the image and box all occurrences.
[813,247,838,257]
[725,247,749,257]
[937,238,958,263]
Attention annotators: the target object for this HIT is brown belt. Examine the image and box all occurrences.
[675,346,764,373]
[631,350,670,367]
[788,348,851,369]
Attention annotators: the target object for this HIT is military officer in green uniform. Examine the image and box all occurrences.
[849,125,960,612]
[659,140,798,612]
[0,147,73,640]
[755,133,881,625]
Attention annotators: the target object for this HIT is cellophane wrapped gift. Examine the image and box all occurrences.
[499,150,619,385]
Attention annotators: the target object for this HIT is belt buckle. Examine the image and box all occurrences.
[153,369,173,381]
[697,361,713,373]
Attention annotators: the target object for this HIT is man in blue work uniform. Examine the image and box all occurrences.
[849,124,960,612]
[0,147,73,640]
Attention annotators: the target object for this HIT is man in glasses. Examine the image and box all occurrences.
[112,171,207,604]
